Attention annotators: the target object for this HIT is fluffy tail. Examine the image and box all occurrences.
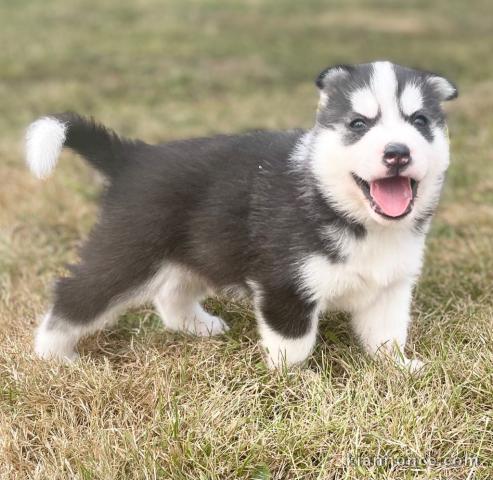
[25,112,138,179]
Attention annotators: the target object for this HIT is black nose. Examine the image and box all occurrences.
[383,143,411,168]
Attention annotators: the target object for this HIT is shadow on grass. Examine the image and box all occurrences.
[76,300,367,379]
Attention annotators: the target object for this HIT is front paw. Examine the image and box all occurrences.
[399,357,426,374]
[374,346,427,374]
[381,352,427,374]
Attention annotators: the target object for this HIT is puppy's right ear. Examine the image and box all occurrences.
[315,64,353,90]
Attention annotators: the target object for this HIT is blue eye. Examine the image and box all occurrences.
[349,118,368,130]
[412,114,428,128]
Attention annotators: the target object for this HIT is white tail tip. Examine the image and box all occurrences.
[25,117,66,179]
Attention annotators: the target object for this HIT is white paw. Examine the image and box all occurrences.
[260,335,316,370]
[34,343,79,363]
[400,357,426,374]
[187,308,229,337]
[373,343,426,374]
[34,326,79,363]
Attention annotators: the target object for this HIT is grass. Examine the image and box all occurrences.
[1,0,492,478]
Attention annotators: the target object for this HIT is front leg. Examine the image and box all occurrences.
[251,282,319,369]
[351,279,424,371]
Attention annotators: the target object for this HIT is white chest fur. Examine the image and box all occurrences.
[297,227,426,313]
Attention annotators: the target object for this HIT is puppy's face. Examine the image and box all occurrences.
[310,61,457,227]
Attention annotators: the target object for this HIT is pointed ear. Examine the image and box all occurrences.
[427,74,458,101]
[315,64,353,90]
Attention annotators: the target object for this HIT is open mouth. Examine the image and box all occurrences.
[352,173,418,219]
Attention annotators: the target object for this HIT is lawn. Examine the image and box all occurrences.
[1,0,492,478]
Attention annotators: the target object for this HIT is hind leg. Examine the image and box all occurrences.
[153,266,229,336]
[34,226,163,361]
[34,267,157,362]
[35,311,79,362]
[34,304,119,362]
[35,268,162,362]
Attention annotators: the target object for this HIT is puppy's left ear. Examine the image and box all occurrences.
[427,73,459,101]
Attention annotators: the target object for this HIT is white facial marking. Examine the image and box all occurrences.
[371,61,399,122]
[309,60,451,226]
[400,83,423,116]
[350,88,379,119]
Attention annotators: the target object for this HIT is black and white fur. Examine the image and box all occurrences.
[26,61,457,369]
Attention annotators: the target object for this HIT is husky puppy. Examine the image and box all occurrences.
[26,61,457,369]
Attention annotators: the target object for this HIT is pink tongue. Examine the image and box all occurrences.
[370,177,412,217]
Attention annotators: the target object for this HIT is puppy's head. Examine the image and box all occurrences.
[310,61,457,227]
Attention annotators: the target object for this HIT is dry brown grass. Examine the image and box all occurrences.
[1,0,492,478]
